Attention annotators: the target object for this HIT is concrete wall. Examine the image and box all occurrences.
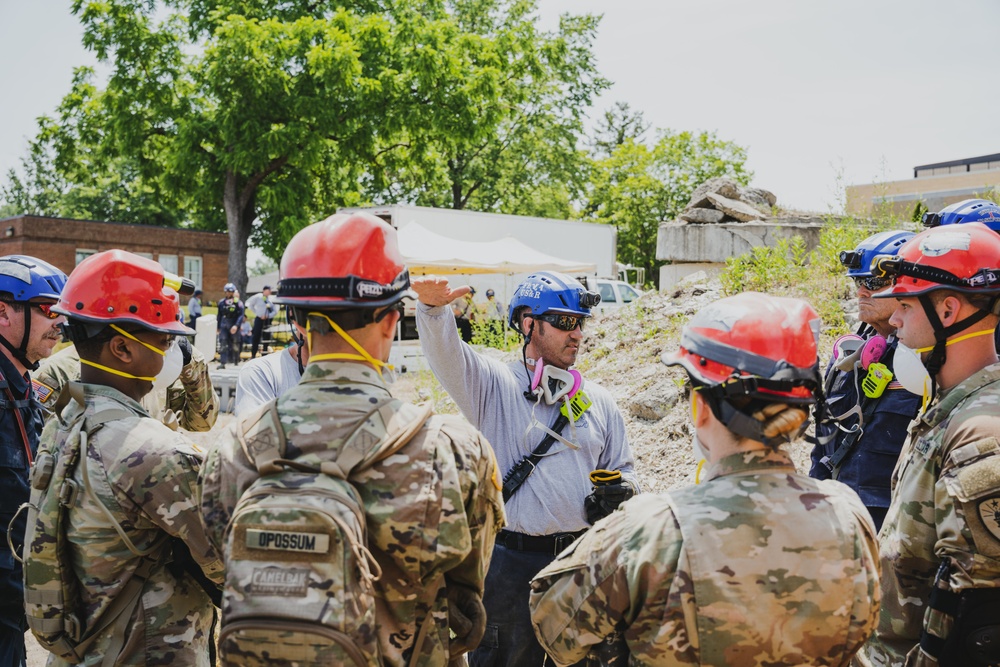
[655,216,835,291]
[656,218,826,264]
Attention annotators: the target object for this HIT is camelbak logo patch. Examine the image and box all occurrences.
[250,567,310,596]
[246,529,330,554]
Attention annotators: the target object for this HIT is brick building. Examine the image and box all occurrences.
[0,215,230,304]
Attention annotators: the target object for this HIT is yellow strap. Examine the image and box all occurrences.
[915,327,996,353]
[306,312,393,377]
[110,324,166,356]
[80,359,155,382]
[589,469,622,485]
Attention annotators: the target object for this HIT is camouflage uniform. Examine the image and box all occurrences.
[33,382,223,666]
[856,363,1000,667]
[531,448,881,667]
[200,361,506,666]
[33,342,218,431]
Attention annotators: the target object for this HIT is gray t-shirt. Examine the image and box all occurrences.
[234,348,303,416]
[416,302,636,535]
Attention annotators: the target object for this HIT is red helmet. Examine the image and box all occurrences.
[871,222,1000,298]
[53,250,196,336]
[274,212,413,309]
[661,292,821,404]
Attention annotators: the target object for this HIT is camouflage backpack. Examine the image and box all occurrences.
[21,388,164,663]
[220,397,432,667]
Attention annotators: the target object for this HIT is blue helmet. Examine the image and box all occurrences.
[839,230,915,277]
[0,255,67,302]
[507,271,600,333]
[224,282,236,292]
[923,198,1000,232]
[0,255,68,370]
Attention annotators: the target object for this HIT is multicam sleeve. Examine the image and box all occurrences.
[166,344,219,432]
[113,422,225,583]
[442,421,505,593]
[198,422,253,556]
[529,501,667,666]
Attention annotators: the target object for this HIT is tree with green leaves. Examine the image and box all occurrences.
[7,0,603,292]
[584,130,751,287]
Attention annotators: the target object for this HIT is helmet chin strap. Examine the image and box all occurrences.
[916,294,990,397]
[305,311,392,379]
[0,304,38,371]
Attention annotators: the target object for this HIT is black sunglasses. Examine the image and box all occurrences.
[852,276,892,291]
[535,313,585,332]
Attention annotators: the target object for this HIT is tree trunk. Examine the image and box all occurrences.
[223,169,251,296]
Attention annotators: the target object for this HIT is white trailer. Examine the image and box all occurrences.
[339,205,618,279]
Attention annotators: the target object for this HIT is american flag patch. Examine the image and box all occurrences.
[32,379,55,404]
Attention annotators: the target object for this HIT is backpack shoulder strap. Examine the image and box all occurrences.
[236,399,288,476]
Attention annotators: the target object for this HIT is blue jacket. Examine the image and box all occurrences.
[217,297,245,329]
[809,337,922,526]
[0,351,44,631]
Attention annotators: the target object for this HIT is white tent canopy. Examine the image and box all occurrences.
[397,222,597,275]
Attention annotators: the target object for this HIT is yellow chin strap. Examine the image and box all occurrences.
[305,312,393,379]
[914,327,997,354]
[79,325,163,381]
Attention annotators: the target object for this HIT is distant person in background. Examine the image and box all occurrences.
[239,319,252,353]
[453,286,477,343]
[483,288,506,344]
[216,282,244,369]
[245,285,278,358]
[187,288,203,328]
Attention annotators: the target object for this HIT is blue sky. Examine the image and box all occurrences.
[2,0,998,214]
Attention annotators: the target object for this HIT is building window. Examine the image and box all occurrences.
[184,256,203,290]
[158,254,178,275]
[135,252,153,260]
[75,249,97,265]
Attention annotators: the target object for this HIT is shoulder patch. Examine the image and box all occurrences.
[978,498,1000,541]
[32,378,55,405]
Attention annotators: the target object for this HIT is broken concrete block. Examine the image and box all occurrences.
[706,192,767,222]
[678,207,726,224]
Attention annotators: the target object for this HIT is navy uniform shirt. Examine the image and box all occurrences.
[809,338,922,530]
[0,350,44,630]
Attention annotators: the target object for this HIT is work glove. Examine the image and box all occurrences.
[584,470,636,525]
[447,584,487,658]
[178,335,193,367]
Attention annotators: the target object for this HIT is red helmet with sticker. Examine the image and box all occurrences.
[871,222,1000,299]
[274,212,413,309]
[53,250,195,335]
[661,292,821,403]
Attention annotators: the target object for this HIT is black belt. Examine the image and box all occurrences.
[496,529,586,555]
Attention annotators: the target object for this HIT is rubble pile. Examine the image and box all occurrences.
[678,178,777,225]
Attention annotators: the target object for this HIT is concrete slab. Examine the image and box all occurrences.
[656,218,826,263]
